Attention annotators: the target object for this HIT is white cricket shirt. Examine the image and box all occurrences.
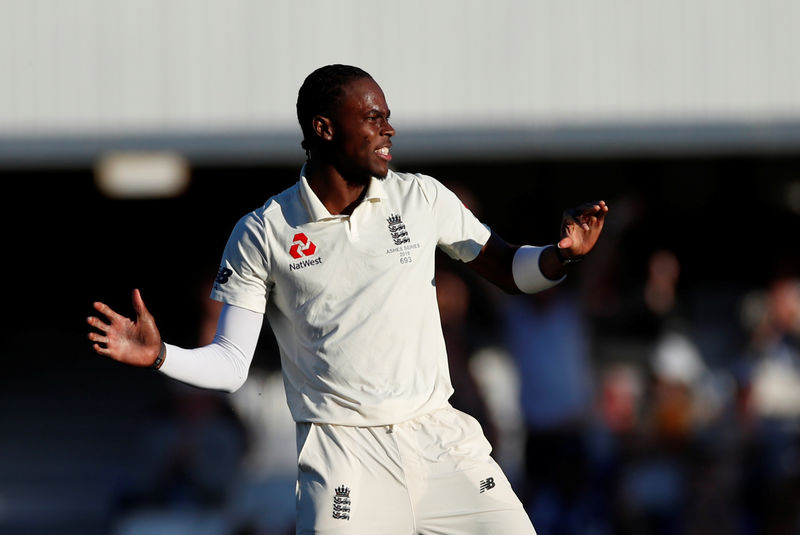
[210,167,491,426]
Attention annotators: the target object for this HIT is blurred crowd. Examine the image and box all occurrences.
[104,186,800,535]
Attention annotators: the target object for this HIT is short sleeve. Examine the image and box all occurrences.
[421,175,491,262]
[209,212,270,314]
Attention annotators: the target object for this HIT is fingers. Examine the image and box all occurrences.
[88,291,162,366]
[132,289,157,327]
[131,288,150,320]
[87,331,108,345]
[587,200,608,220]
[565,200,608,230]
[132,288,143,309]
[573,200,606,219]
[86,314,110,333]
[87,299,126,354]
[589,200,609,224]
[91,300,125,323]
[87,300,128,333]
[91,342,120,361]
[562,211,590,234]
[86,312,113,355]
[558,200,609,258]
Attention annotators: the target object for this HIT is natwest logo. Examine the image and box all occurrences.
[289,233,316,259]
[289,232,322,271]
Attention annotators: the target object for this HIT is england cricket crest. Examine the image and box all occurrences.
[386,213,410,245]
[332,485,351,520]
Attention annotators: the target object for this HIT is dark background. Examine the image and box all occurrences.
[1,150,799,534]
[4,152,796,346]
[6,152,799,326]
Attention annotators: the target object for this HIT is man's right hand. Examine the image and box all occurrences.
[87,289,163,368]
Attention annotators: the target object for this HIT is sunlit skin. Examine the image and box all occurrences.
[305,76,395,215]
[470,200,608,293]
[326,77,395,183]
[87,288,162,367]
[86,74,609,367]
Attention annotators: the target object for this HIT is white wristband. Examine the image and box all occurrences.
[512,245,565,294]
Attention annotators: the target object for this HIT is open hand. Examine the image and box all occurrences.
[557,200,608,258]
[87,289,162,367]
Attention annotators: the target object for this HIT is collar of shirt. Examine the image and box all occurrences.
[298,164,387,223]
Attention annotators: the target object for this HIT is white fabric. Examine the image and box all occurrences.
[511,245,564,293]
[208,168,491,426]
[158,303,263,392]
[295,406,536,534]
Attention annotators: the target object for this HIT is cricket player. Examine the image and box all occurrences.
[88,64,607,534]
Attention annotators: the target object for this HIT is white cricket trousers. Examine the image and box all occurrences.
[295,406,537,534]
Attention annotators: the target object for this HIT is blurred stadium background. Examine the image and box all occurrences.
[1,1,800,534]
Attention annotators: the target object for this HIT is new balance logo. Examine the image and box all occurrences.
[214,267,233,288]
[479,477,496,493]
[332,485,351,520]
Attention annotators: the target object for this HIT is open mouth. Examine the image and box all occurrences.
[375,146,392,161]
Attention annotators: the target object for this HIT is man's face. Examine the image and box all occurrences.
[328,77,395,182]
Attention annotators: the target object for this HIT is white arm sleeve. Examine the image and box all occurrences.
[512,245,565,294]
[158,303,264,393]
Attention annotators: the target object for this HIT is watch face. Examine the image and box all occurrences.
[556,247,583,266]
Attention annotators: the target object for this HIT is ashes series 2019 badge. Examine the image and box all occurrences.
[385,213,420,264]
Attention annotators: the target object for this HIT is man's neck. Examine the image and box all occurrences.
[306,161,369,216]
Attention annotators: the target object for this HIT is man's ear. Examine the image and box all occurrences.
[312,115,334,142]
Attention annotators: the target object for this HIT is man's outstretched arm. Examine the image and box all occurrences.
[87,291,263,392]
[468,200,608,294]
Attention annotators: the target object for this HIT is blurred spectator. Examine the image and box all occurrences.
[110,384,248,535]
[111,276,297,535]
[599,362,642,436]
[436,181,530,484]
[435,265,500,450]
[499,282,610,534]
[643,249,681,320]
[615,248,739,535]
[111,280,248,535]
[199,277,297,535]
[226,368,297,535]
[469,343,528,489]
[736,269,800,534]
[742,274,800,421]
[617,332,706,535]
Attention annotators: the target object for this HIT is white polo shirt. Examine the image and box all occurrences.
[210,167,491,426]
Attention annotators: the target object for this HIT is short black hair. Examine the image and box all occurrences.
[296,64,373,151]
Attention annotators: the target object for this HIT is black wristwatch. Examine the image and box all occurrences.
[554,246,584,266]
[151,342,166,370]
